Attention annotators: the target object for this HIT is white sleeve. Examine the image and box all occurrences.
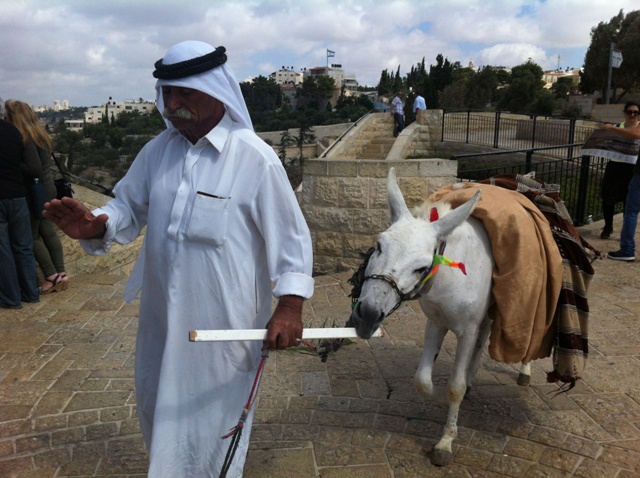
[251,158,314,299]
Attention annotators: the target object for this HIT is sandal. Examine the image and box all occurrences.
[39,273,69,294]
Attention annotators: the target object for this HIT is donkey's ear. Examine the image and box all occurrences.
[387,167,412,223]
[433,189,481,239]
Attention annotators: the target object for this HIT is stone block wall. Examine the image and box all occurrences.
[301,158,457,274]
[257,123,352,146]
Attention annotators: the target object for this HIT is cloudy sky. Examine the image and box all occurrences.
[0,0,636,108]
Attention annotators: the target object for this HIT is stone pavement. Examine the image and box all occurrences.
[1,216,640,477]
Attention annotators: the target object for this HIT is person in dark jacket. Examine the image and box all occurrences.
[5,100,69,293]
[0,97,39,308]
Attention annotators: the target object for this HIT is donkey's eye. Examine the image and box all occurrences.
[376,241,382,254]
[414,266,428,275]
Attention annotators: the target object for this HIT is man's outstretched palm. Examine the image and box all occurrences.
[43,197,108,240]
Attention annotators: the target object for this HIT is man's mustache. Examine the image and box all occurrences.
[163,107,192,120]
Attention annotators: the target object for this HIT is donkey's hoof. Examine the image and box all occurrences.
[517,373,531,386]
[429,449,453,467]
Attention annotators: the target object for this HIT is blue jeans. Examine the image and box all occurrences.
[393,113,405,136]
[0,198,39,307]
[619,174,640,256]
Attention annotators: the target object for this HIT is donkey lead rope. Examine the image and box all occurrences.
[219,348,269,477]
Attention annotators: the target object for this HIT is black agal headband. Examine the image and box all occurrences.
[153,46,227,80]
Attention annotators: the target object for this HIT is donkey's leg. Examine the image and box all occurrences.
[431,328,479,467]
[464,317,492,398]
[414,319,447,402]
[517,362,531,386]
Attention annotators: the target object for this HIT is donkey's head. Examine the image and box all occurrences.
[350,168,480,339]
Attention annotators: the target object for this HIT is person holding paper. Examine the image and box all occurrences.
[604,102,640,261]
[598,101,640,239]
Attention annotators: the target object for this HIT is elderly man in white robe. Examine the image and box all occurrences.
[44,41,314,477]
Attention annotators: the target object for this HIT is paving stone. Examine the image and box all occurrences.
[2,220,640,478]
[64,392,132,412]
[0,439,14,458]
[301,371,331,395]
[243,448,316,478]
[314,442,386,466]
[453,445,493,468]
[486,453,532,477]
[15,433,50,453]
[573,457,622,478]
[523,463,573,477]
[387,449,471,477]
[597,443,640,469]
[317,464,392,478]
[503,437,546,461]
[538,447,582,472]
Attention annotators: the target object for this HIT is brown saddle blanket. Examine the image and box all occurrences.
[428,174,597,384]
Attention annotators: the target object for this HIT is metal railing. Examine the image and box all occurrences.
[319,109,374,159]
[451,147,610,226]
[50,166,115,198]
[441,110,600,160]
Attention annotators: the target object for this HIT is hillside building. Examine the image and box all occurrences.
[85,99,156,124]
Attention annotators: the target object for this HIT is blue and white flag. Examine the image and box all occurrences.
[327,49,335,57]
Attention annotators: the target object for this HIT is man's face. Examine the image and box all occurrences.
[161,86,225,142]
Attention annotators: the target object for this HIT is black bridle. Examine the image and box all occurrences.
[362,273,424,316]
[361,242,446,317]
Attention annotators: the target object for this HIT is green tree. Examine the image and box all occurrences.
[377,69,393,97]
[497,60,546,114]
[580,9,640,102]
[551,76,575,99]
[439,66,475,109]
[392,65,404,93]
[425,54,457,108]
[616,10,640,99]
[241,75,282,113]
[406,58,428,92]
[108,126,126,149]
[297,76,336,110]
[464,66,500,109]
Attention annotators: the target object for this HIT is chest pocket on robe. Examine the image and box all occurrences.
[185,192,230,246]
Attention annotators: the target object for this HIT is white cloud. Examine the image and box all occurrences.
[0,0,637,107]
[477,43,549,68]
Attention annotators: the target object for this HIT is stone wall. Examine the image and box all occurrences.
[301,158,457,274]
[256,123,352,145]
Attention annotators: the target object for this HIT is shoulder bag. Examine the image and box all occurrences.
[52,153,74,199]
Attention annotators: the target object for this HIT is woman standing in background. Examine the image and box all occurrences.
[5,100,69,293]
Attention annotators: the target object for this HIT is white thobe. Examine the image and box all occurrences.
[81,113,314,477]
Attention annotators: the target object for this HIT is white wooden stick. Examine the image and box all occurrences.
[189,327,383,342]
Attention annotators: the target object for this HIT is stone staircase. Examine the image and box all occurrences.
[322,110,442,161]
[344,113,396,159]
[351,113,397,159]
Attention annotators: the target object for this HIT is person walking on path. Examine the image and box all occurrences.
[5,99,69,293]
[391,90,405,137]
[0,97,40,308]
[44,41,314,477]
[599,101,640,239]
[605,102,640,261]
[412,91,426,114]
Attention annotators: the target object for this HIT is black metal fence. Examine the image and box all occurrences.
[441,110,601,160]
[451,149,609,226]
[441,111,615,226]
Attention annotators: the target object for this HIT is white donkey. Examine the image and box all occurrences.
[350,168,530,467]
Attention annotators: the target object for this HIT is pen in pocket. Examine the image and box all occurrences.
[197,191,229,200]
